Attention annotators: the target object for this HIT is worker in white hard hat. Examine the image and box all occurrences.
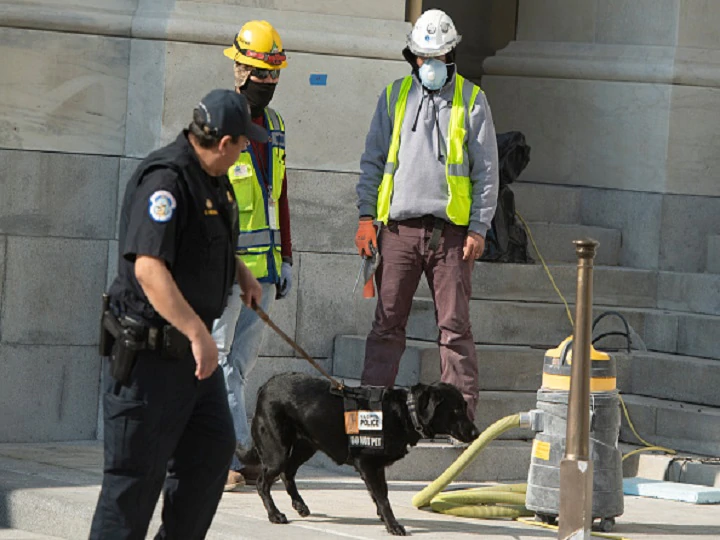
[355,9,499,424]
[211,20,294,491]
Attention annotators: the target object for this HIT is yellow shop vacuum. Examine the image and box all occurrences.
[525,336,624,532]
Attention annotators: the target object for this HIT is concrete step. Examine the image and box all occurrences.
[332,336,720,454]
[406,297,628,349]
[658,271,720,316]
[417,262,657,308]
[389,440,532,482]
[512,182,581,225]
[624,351,720,408]
[295,253,661,359]
[707,235,720,274]
[619,394,720,457]
[309,440,532,483]
[405,297,720,360]
[332,333,634,406]
[524,221,621,265]
[332,336,545,390]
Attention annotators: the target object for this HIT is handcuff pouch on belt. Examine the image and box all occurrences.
[331,385,385,453]
[98,294,190,385]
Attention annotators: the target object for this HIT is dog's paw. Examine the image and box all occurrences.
[386,522,407,536]
[269,512,288,524]
[293,500,310,517]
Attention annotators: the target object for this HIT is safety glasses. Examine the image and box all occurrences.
[250,68,281,80]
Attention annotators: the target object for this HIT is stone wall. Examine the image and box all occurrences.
[0,0,408,442]
[0,0,519,442]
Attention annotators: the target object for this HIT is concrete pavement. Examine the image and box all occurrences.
[0,441,718,539]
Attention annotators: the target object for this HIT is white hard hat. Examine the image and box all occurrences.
[407,9,461,57]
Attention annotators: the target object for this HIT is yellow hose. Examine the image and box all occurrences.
[430,484,532,519]
[413,413,635,538]
[412,414,522,508]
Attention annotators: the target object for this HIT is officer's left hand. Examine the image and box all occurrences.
[277,262,293,299]
[191,326,219,380]
[463,231,485,261]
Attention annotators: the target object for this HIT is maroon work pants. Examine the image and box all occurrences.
[360,218,479,420]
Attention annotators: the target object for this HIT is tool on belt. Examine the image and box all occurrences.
[252,303,344,391]
[352,240,381,298]
[99,294,190,386]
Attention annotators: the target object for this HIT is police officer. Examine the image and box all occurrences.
[90,89,266,540]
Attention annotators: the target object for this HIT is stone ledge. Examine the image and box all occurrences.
[0,0,409,60]
[484,40,720,89]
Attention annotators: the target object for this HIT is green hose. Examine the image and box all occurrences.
[412,414,523,510]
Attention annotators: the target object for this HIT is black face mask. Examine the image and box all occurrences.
[242,80,277,118]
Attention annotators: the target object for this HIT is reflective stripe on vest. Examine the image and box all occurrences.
[228,107,286,281]
[377,75,482,226]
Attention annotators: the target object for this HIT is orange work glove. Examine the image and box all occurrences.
[354,219,378,257]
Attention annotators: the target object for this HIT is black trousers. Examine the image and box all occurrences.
[90,348,235,540]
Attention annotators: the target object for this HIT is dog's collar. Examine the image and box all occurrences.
[406,391,428,439]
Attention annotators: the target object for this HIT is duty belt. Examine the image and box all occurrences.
[102,311,190,356]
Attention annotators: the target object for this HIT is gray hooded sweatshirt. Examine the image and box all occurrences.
[356,73,499,237]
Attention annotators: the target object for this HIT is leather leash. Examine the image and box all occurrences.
[252,302,344,391]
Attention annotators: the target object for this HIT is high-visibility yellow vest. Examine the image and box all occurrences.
[227,107,285,281]
[377,74,482,225]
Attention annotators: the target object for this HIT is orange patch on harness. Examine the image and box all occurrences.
[345,411,359,434]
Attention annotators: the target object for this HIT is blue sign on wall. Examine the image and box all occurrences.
[309,74,328,86]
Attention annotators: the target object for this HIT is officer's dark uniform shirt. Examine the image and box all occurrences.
[109,131,238,328]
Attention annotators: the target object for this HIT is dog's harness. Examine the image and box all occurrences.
[331,385,387,452]
[406,391,429,439]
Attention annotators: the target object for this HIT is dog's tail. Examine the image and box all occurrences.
[235,443,260,465]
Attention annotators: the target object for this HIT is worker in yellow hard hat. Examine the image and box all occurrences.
[223,20,288,115]
[214,20,294,491]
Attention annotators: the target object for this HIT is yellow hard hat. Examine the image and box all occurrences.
[224,20,288,70]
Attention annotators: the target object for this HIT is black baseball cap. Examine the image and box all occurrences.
[193,89,268,142]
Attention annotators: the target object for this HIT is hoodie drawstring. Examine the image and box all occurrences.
[431,96,445,162]
[411,91,427,132]
[411,85,446,162]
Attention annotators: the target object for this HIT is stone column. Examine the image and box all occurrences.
[482,0,720,271]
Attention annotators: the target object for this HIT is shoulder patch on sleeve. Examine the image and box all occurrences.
[148,190,177,222]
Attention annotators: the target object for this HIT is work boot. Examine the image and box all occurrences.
[224,469,246,492]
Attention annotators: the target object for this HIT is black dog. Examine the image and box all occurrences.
[236,372,479,536]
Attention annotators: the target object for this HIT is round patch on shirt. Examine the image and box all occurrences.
[148,190,177,222]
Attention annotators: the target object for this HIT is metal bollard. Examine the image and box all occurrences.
[558,239,599,540]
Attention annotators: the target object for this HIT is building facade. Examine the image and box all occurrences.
[0,0,718,445]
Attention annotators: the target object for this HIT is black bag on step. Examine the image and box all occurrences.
[480,131,533,263]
